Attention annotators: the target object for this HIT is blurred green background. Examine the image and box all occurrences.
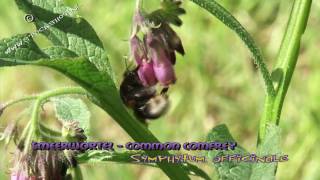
[0,0,320,179]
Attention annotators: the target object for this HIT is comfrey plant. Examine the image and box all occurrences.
[0,0,312,179]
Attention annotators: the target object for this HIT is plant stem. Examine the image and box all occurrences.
[3,95,38,109]
[95,98,191,180]
[37,87,87,99]
[191,0,276,97]
[39,123,62,137]
[18,121,31,145]
[20,87,87,153]
[23,99,41,154]
[258,0,312,143]
[32,87,87,135]
[3,87,86,111]
[30,99,42,138]
[258,95,275,143]
[271,0,312,125]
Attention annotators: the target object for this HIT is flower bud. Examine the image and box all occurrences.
[62,121,87,142]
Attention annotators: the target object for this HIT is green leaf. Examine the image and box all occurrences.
[63,0,80,7]
[190,0,275,97]
[43,46,78,58]
[0,34,48,66]
[207,124,282,180]
[207,124,252,180]
[15,0,114,79]
[146,0,186,26]
[250,124,281,180]
[53,97,90,131]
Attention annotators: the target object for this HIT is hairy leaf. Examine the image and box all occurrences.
[0,34,47,66]
[250,124,281,180]
[207,124,282,180]
[207,124,252,180]
[15,0,114,79]
[63,0,80,7]
[146,0,186,26]
[43,46,78,58]
[53,97,90,131]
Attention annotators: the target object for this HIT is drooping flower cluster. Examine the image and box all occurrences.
[11,150,68,180]
[130,7,185,88]
[11,121,87,180]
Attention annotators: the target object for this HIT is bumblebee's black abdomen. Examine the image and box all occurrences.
[120,71,157,107]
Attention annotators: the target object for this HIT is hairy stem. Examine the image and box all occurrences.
[258,0,312,143]
[23,99,41,154]
[3,95,38,109]
[37,87,87,99]
[95,98,191,180]
[21,87,87,153]
[30,99,42,138]
[271,0,312,124]
[191,0,276,97]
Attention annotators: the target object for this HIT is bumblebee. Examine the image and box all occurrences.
[120,68,169,123]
